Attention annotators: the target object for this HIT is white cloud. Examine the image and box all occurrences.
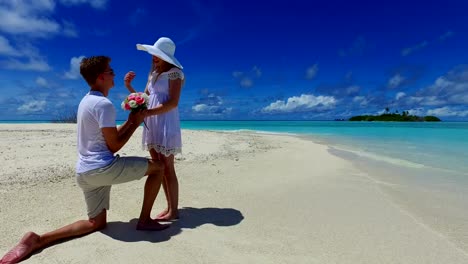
[433,77,452,91]
[411,96,446,106]
[3,0,56,14]
[1,57,51,71]
[353,96,369,106]
[0,0,103,38]
[427,106,468,117]
[0,35,20,56]
[232,71,243,78]
[395,92,406,100]
[0,0,85,72]
[252,66,262,77]
[0,35,52,71]
[262,94,336,113]
[305,64,318,80]
[233,66,262,88]
[440,31,454,41]
[401,41,428,56]
[407,108,425,116]
[192,104,232,115]
[376,109,386,115]
[36,77,48,87]
[192,104,209,112]
[397,66,468,108]
[240,78,253,88]
[346,85,360,95]
[388,74,405,89]
[192,94,232,115]
[433,76,468,95]
[0,38,53,71]
[418,67,468,105]
[62,20,78,37]
[0,0,60,38]
[64,56,85,79]
[59,0,108,9]
[17,100,47,113]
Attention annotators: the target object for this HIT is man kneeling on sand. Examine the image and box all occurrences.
[0,56,169,264]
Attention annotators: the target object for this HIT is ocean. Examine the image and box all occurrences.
[2,120,467,175]
[180,121,468,175]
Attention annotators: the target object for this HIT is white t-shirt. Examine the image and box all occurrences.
[76,91,116,173]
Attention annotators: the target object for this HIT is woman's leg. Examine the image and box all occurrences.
[149,149,169,218]
[156,154,179,220]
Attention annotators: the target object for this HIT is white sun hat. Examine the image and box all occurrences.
[136,37,183,69]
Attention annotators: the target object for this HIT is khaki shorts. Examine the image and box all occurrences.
[76,155,148,218]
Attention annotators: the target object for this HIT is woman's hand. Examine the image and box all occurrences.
[124,71,136,89]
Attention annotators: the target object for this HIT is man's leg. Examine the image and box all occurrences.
[0,210,107,264]
[137,159,169,231]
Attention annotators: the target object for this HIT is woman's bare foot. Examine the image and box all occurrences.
[0,232,40,264]
[136,219,170,231]
[155,209,169,218]
[155,210,179,221]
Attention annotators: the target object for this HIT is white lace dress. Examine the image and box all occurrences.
[143,68,184,156]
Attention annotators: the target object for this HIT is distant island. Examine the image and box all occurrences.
[348,109,441,122]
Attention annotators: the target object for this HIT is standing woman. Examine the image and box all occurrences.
[124,37,184,220]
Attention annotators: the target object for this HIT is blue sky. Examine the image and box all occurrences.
[1,0,468,121]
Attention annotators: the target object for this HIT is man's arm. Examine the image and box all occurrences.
[102,111,144,153]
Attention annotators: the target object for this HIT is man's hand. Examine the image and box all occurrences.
[124,71,136,89]
[128,110,146,125]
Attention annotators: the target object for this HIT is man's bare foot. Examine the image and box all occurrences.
[155,210,179,221]
[0,232,40,264]
[136,219,170,231]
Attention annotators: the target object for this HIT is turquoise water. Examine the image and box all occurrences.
[2,120,467,174]
[0,120,54,124]
[181,121,468,174]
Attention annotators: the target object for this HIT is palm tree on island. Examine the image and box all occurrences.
[348,108,441,122]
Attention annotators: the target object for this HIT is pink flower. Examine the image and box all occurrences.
[135,96,145,105]
[128,94,136,101]
[124,103,131,110]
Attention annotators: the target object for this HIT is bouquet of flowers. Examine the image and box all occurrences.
[121,92,150,128]
[121,92,149,112]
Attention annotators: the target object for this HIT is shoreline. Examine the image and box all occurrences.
[328,147,468,256]
[1,124,467,263]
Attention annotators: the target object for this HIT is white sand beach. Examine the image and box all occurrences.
[1,124,467,264]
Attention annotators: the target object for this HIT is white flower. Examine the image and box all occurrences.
[128,100,137,108]
[121,101,126,110]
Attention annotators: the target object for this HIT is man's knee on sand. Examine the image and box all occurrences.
[89,210,107,231]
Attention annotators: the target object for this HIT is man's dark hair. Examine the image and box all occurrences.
[80,56,111,85]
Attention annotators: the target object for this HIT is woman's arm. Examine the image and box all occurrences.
[144,79,150,95]
[124,71,152,94]
[147,78,182,116]
[124,71,137,93]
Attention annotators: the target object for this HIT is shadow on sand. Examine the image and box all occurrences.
[100,207,244,243]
